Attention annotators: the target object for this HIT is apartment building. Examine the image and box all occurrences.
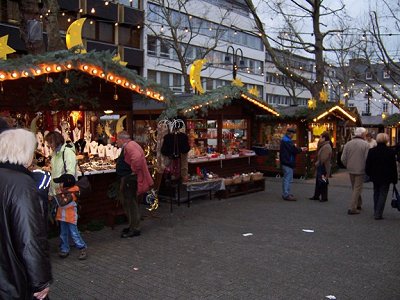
[144,0,265,97]
[346,59,399,116]
[0,0,144,73]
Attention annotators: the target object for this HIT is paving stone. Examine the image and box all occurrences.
[48,170,400,299]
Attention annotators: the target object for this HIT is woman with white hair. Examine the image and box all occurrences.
[365,133,398,220]
[0,128,52,299]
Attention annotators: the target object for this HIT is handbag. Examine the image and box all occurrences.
[54,190,75,207]
[391,185,400,211]
[62,147,92,199]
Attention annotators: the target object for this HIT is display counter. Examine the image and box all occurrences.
[255,150,317,178]
[188,154,258,178]
[78,171,118,225]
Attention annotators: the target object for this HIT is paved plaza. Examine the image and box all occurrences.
[49,170,400,300]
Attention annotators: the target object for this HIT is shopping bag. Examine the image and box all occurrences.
[391,185,400,211]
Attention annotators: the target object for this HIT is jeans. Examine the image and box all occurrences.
[59,221,86,253]
[282,165,293,198]
[373,182,390,218]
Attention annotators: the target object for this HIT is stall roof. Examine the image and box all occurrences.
[383,113,400,127]
[0,50,171,111]
[361,115,384,127]
[160,85,280,119]
[258,102,360,125]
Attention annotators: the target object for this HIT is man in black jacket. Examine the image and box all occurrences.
[280,127,306,201]
[0,128,52,299]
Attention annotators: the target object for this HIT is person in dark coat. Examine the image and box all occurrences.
[279,127,307,201]
[309,131,333,202]
[365,133,398,220]
[0,128,52,299]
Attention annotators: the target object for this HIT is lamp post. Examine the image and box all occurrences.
[225,46,244,80]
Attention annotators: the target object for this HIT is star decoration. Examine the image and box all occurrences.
[231,78,244,87]
[112,54,128,67]
[319,89,328,103]
[0,35,16,60]
[308,98,316,109]
[248,87,259,98]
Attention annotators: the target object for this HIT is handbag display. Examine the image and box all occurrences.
[391,185,400,211]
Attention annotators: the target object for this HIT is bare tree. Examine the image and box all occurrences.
[146,0,231,93]
[327,17,358,106]
[244,0,350,101]
[351,1,400,108]
[43,0,65,51]
[17,0,64,54]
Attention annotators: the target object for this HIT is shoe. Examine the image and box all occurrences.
[78,248,87,260]
[357,206,362,210]
[309,197,319,200]
[319,199,328,202]
[347,209,360,215]
[58,251,69,258]
[121,227,130,234]
[282,195,296,201]
[121,230,141,238]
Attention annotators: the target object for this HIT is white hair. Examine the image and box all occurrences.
[354,127,367,137]
[117,131,131,140]
[0,128,37,167]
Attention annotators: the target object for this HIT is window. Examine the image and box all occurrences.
[160,72,170,87]
[98,22,114,43]
[383,102,388,113]
[160,40,170,58]
[383,70,390,79]
[147,36,157,56]
[365,71,372,80]
[147,70,157,82]
[205,78,213,91]
[119,27,140,48]
[172,74,182,92]
[348,103,354,107]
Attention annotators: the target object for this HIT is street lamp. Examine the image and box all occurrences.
[225,46,245,80]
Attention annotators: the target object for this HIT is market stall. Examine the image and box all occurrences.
[255,103,361,178]
[0,50,170,225]
[159,85,279,199]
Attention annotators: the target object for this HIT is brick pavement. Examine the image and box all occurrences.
[49,170,400,299]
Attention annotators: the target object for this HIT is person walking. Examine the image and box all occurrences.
[365,132,377,148]
[279,127,307,201]
[45,131,87,260]
[116,131,154,238]
[309,131,332,202]
[0,128,52,300]
[365,133,397,220]
[341,127,370,215]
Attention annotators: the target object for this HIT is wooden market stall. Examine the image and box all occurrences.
[0,50,170,226]
[160,85,280,199]
[255,103,361,178]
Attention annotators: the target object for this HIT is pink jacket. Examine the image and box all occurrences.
[124,141,154,195]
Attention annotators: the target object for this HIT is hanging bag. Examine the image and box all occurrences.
[391,185,400,211]
[62,147,92,199]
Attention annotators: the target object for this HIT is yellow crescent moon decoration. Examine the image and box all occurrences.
[116,115,127,134]
[66,18,87,53]
[189,59,207,94]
